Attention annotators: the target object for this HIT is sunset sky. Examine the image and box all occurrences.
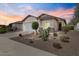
[0,3,76,25]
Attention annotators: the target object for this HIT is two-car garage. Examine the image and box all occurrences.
[23,22,33,32]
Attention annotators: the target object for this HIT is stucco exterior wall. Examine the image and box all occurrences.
[12,23,22,31]
[40,19,58,31]
[74,23,79,30]
[59,20,66,27]
[22,17,38,32]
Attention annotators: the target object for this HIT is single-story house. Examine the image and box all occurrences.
[8,14,66,32]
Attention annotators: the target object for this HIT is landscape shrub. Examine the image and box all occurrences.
[0,27,7,33]
[53,42,62,49]
[62,25,74,34]
[19,34,23,37]
[53,32,58,37]
[32,21,39,34]
[60,36,70,43]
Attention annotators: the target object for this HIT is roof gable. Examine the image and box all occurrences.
[38,14,59,21]
[22,15,37,22]
[10,15,37,24]
[38,13,66,24]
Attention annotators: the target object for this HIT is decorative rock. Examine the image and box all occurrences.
[19,34,23,37]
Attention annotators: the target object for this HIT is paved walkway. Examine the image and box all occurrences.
[0,31,56,56]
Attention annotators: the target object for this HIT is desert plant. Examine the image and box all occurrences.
[60,36,70,43]
[19,34,23,37]
[53,32,58,37]
[32,21,39,34]
[39,28,50,41]
[29,40,34,43]
[53,42,62,49]
[62,24,74,34]
[0,27,7,33]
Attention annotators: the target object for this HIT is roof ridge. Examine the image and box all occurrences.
[22,14,37,22]
[38,13,65,20]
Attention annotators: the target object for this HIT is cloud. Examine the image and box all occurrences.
[0,11,23,25]
[5,4,75,18]
[29,8,75,23]
[21,7,74,18]
[0,4,75,25]
[47,8,74,17]
[25,5,33,11]
[45,8,75,23]
[18,5,33,12]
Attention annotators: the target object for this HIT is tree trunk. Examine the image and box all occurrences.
[35,30,38,35]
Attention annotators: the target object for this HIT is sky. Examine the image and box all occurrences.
[0,3,76,25]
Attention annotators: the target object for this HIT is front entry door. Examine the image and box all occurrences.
[58,22,62,31]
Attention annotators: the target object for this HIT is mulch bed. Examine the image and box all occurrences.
[10,32,78,56]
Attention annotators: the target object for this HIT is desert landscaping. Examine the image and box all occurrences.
[0,3,79,56]
[10,30,79,56]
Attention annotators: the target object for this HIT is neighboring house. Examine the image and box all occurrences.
[74,23,79,31]
[9,21,22,31]
[8,14,66,32]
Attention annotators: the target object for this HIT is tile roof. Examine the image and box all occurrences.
[10,14,66,24]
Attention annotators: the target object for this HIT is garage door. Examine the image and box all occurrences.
[23,22,34,32]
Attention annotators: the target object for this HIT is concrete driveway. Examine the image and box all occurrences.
[0,31,56,56]
[0,31,30,38]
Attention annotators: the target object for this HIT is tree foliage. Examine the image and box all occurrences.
[70,4,79,25]
[32,21,39,31]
